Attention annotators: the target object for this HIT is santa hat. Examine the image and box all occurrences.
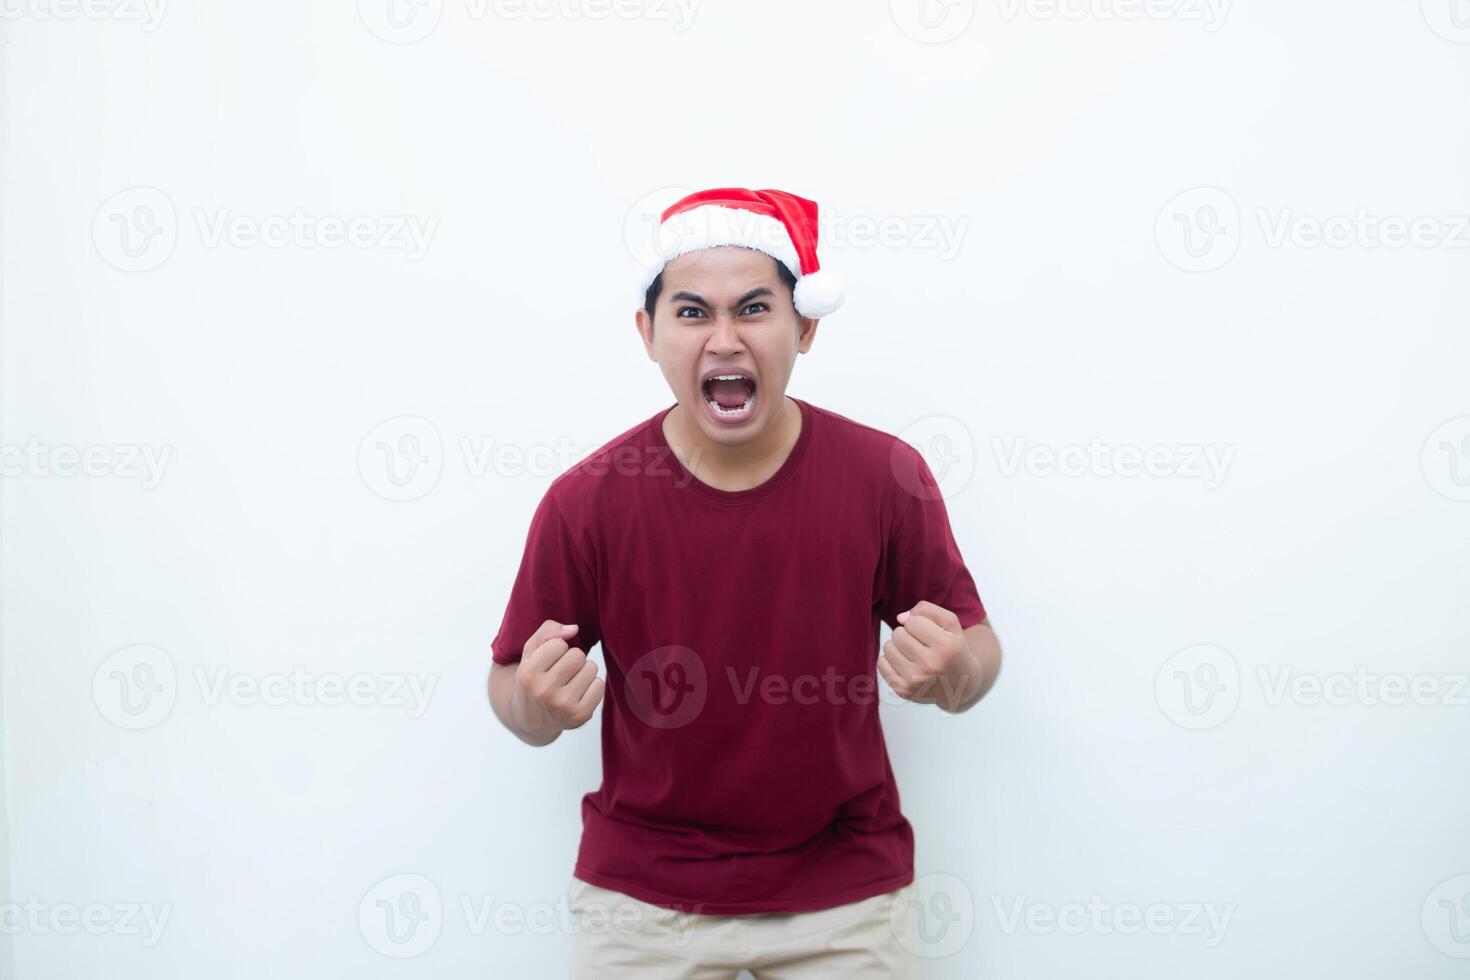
[637,187,846,318]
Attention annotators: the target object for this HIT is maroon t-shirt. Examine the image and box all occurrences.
[490,396,987,915]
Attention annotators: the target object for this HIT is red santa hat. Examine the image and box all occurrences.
[637,187,846,319]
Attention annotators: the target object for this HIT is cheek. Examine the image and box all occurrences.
[654,344,699,382]
[754,343,794,375]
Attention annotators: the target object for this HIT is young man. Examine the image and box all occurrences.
[488,187,1002,978]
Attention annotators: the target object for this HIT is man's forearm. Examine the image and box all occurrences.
[942,621,1002,714]
[489,663,563,746]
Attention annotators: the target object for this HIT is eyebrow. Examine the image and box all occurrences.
[668,287,775,310]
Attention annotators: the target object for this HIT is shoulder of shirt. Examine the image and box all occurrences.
[804,400,921,466]
[804,401,938,518]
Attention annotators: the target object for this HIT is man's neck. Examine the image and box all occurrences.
[664,395,802,493]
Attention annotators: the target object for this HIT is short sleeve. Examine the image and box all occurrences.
[490,488,602,666]
[874,443,987,633]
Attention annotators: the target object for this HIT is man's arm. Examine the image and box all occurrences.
[489,660,563,747]
[488,620,603,746]
[952,619,1002,713]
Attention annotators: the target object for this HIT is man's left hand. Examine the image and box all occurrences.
[878,600,983,711]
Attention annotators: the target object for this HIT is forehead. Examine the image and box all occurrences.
[659,246,781,293]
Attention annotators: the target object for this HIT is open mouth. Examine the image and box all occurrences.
[701,372,757,421]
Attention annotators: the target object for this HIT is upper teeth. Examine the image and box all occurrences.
[707,375,750,383]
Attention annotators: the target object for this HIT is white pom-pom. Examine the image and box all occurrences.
[793,268,846,319]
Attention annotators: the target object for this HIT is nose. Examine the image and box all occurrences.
[705,314,745,356]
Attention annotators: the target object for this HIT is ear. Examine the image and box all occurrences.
[796,315,819,354]
[635,307,656,360]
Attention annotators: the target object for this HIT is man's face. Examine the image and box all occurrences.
[636,246,818,448]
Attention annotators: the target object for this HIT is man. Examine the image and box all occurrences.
[489,187,1002,978]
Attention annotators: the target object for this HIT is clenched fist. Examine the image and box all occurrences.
[515,619,605,733]
[878,600,982,711]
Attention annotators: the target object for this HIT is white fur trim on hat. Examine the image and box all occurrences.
[637,204,802,290]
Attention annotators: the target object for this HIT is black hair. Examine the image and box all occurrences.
[643,251,799,322]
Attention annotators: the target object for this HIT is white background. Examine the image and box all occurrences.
[3,0,1469,977]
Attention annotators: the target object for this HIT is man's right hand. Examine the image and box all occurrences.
[514,619,604,733]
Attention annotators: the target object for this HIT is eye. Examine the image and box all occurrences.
[742,302,769,316]
[676,307,707,319]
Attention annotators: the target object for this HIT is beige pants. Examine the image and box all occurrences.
[567,876,922,979]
